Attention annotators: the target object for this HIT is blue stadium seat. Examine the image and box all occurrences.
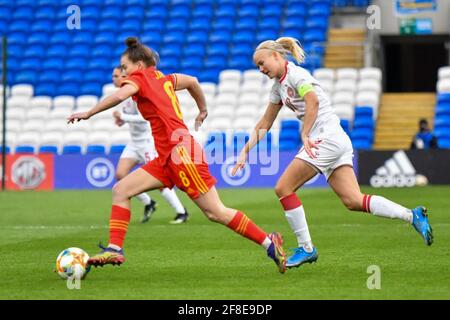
[435,103,450,117]
[143,19,164,32]
[353,0,370,7]
[0,146,11,154]
[186,31,208,45]
[65,58,87,70]
[181,57,204,70]
[7,58,19,73]
[35,83,56,96]
[169,5,190,19]
[8,32,27,45]
[207,42,229,57]
[434,128,450,140]
[38,145,59,154]
[353,117,374,130]
[35,6,56,19]
[183,44,206,57]
[123,5,145,19]
[279,140,299,151]
[92,45,113,58]
[204,56,227,69]
[9,20,29,32]
[192,5,214,19]
[73,32,94,45]
[80,83,102,96]
[198,69,220,83]
[210,30,232,43]
[189,18,211,32]
[261,5,283,19]
[256,30,279,43]
[15,71,37,84]
[88,58,110,70]
[232,31,255,44]
[306,16,329,31]
[354,106,374,118]
[304,29,327,43]
[166,19,188,32]
[7,44,23,59]
[235,17,258,31]
[95,31,116,44]
[20,58,41,71]
[437,93,450,104]
[309,3,332,17]
[340,119,351,134]
[31,20,52,32]
[145,6,168,19]
[86,145,106,155]
[109,144,126,154]
[23,46,46,59]
[12,7,34,21]
[285,4,308,17]
[140,32,162,46]
[38,70,60,84]
[50,32,70,44]
[238,4,259,18]
[82,6,100,19]
[46,45,66,58]
[160,44,183,58]
[283,16,306,30]
[258,17,281,32]
[283,28,303,42]
[101,6,122,19]
[434,116,450,127]
[351,128,374,141]
[437,138,450,149]
[15,146,35,154]
[43,58,64,71]
[228,55,253,70]
[352,138,371,150]
[84,71,104,83]
[162,32,185,45]
[230,43,253,56]
[57,83,80,96]
[212,17,235,32]
[69,45,90,58]
[62,145,82,155]
[334,0,348,7]
[215,5,237,18]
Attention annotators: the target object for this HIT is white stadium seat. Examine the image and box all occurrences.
[241,81,263,95]
[333,103,354,121]
[111,131,130,145]
[233,117,255,130]
[200,83,217,96]
[53,96,75,109]
[5,132,17,147]
[334,80,357,94]
[219,70,241,83]
[7,96,30,109]
[76,95,98,110]
[313,68,335,82]
[16,131,40,147]
[40,131,64,148]
[102,83,117,96]
[49,107,72,119]
[207,117,233,131]
[45,120,69,132]
[211,104,235,119]
[333,92,355,105]
[88,131,111,146]
[4,120,22,134]
[215,93,238,106]
[11,84,34,98]
[437,79,450,93]
[93,119,115,131]
[438,66,450,80]
[6,108,26,121]
[0,85,10,98]
[26,107,49,120]
[356,91,379,116]
[30,96,52,109]
[23,120,45,132]
[319,80,334,95]
[359,68,382,82]
[242,70,264,84]
[358,80,381,94]
[218,81,240,94]
[64,131,87,146]
[336,68,358,82]
[238,92,261,107]
[235,106,258,118]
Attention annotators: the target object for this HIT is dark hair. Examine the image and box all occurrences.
[123,37,159,67]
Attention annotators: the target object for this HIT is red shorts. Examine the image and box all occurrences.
[141,143,217,199]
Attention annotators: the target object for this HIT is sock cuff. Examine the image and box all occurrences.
[362,194,372,213]
[227,211,244,229]
[111,205,131,220]
[280,193,302,211]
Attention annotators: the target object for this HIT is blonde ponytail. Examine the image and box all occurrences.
[255,37,306,64]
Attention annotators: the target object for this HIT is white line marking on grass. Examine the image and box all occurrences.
[0,225,109,230]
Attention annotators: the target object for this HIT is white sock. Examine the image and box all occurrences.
[135,193,151,206]
[261,237,271,250]
[160,188,185,213]
[365,195,413,224]
[280,194,313,252]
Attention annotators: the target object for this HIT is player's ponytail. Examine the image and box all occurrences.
[255,37,306,64]
[123,37,159,67]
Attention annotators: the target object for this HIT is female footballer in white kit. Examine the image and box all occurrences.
[112,67,189,224]
[233,37,433,268]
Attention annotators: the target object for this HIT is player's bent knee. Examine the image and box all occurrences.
[112,182,131,202]
[274,183,292,198]
[341,196,362,211]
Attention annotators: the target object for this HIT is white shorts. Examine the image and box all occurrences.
[296,119,354,180]
[120,139,158,165]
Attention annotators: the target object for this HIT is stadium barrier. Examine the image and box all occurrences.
[358,149,450,187]
[0,151,359,191]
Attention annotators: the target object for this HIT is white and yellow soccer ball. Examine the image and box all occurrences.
[55,247,91,280]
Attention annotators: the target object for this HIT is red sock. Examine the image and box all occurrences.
[226,211,267,245]
[109,205,131,248]
[362,194,373,213]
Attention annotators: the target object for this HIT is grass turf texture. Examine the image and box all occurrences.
[0,186,449,300]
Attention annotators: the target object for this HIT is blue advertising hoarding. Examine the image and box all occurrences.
[53,150,358,190]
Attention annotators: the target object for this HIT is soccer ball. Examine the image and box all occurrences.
[415,174,428,187]
[55,247,91,280]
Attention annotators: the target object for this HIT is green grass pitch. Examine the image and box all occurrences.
[0,186,449,299]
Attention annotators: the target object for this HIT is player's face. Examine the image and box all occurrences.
[120,55,144,76]
[253,50,283,79]
[112,68,122,88]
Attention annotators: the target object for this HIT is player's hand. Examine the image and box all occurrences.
[67,112,91,124]
[301,134,319,159]
[194,110,208,131]
[231,151,247,176]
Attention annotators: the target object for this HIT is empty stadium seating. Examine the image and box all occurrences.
[434,67,450,149]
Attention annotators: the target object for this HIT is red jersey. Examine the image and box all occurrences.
[121,66,190,163]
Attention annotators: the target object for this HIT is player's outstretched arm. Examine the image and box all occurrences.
[67,84,138,124]
[232,102,281,176]
[173,73,207,131]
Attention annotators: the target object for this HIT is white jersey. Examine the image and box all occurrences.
[270,61,339,137]
[116,97,152,144]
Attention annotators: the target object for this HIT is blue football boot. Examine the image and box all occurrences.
[411,206,433,246]
[286,247,319,268]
